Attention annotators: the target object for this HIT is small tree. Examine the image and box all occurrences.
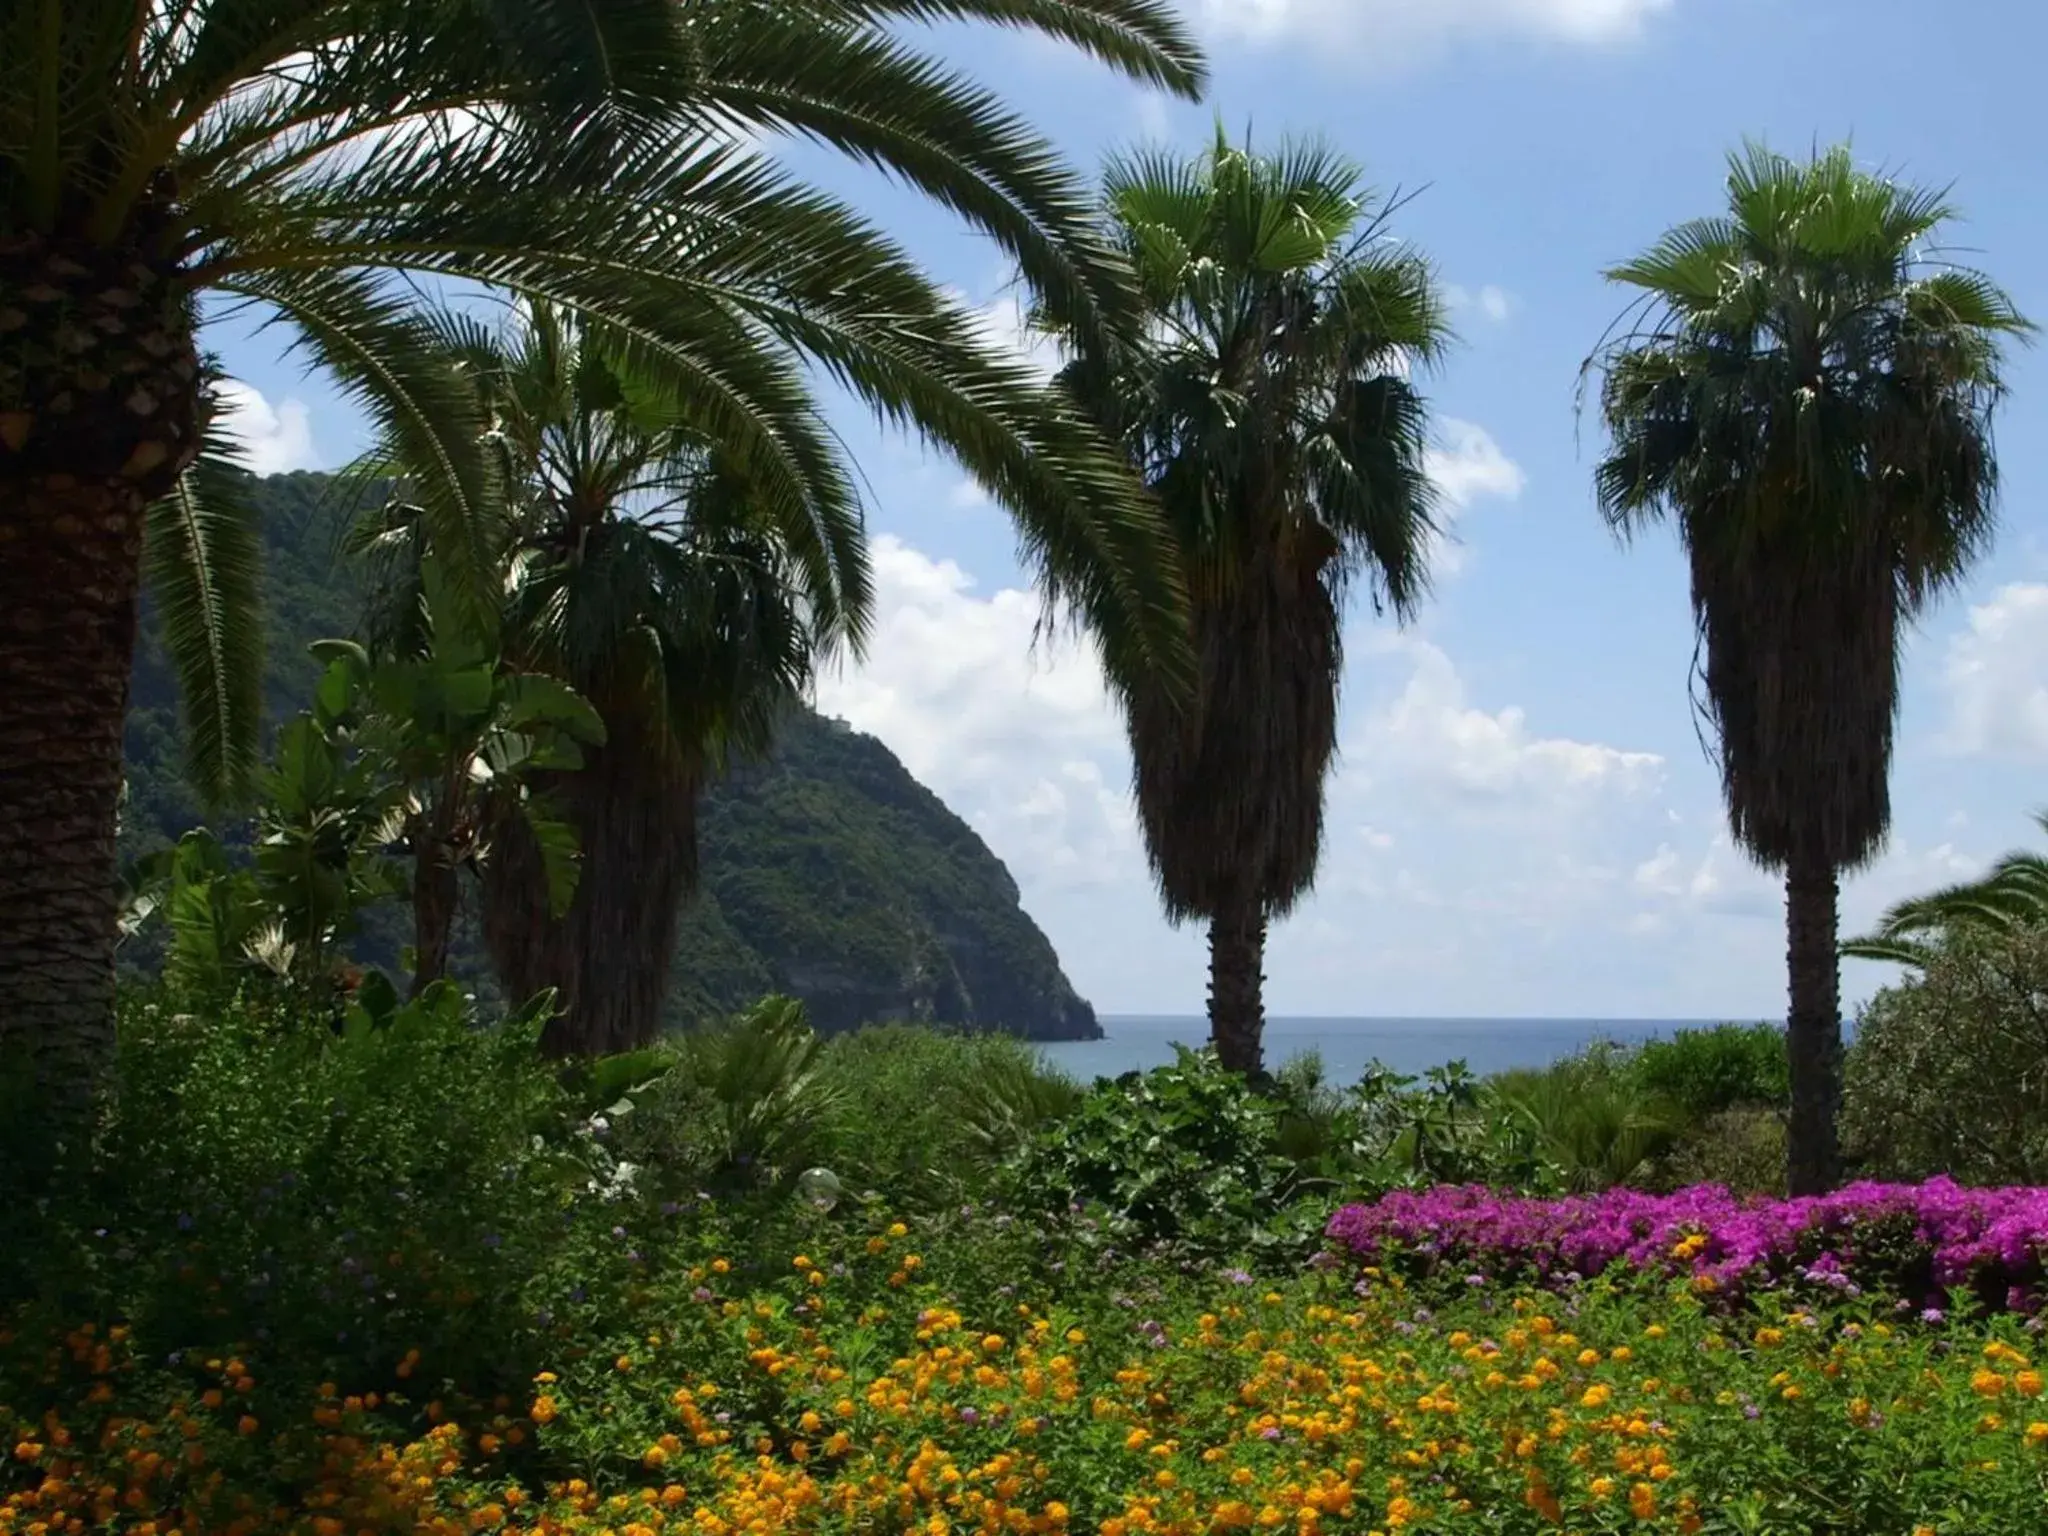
[312,565,605,995]
[1843,928,2048,1186]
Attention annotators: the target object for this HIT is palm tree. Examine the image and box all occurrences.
[1052,133,1448,1076]
[360,303,861,1054]
[1844,812,2048,970]
[1591,143,2030,1194]
[0,0,1204,1085]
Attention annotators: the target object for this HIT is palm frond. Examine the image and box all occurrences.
[141,420,266,808]
[798,0,1205,95]
[696,13,1136,339]
[1588,141,2029,873]
[217,266,508,641]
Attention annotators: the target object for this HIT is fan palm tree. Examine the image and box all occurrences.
[1590,143,2030,1194]
[1844,811,2048,971]
[1052,133,1449,1076]
[0,0,1204,1087]
[359,302,860,1054]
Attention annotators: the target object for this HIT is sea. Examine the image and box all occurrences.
[1038,1015,1753,1086]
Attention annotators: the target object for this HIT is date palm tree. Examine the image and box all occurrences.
[0,0,1203,1086]
[1053,133,1449,1076]
[359,302,861,1054]
[1844,812,2048,971]
[1591,143,2030,1194]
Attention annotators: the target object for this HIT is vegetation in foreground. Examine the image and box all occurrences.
[10,1255,2048,1536]
[6,987,2044,1533]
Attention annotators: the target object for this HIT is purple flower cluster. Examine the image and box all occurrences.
[1326,1179,2048,1313]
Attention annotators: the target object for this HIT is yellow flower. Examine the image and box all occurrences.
[2018,1370,2044,1398]
[1577,1350,1601,1368]
[1580,1385,1611,1409]
[1589,1478,1615,1499]
[530,1396,557,1425]
[642,1445,668,1470]
[1972,1370,2007,1399]
[1629,1483,1657,1520]
[2026,1422,2048,1449]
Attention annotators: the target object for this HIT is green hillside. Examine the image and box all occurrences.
[121,471,1100,1042]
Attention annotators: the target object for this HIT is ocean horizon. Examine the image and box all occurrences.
[1038,1014,1765,1084]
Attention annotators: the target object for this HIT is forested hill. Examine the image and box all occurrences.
[120,470,1101,1043]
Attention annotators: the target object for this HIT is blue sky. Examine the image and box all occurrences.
[205,0,2048,1021]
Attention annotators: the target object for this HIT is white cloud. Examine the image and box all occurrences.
[1941,583,2048,759]
[813,537,1132,893]
[1427,419,1526,510]
[1360,636,1663,799]
[809,536,1747,1015]
[1637,832,1979,921]
[1423,418,1525,576]
[1134,90,1176,142]
[213,379,320,475]
[954,291,1061,380]
[1445,283,1516,322]
[1189,0,1674,60]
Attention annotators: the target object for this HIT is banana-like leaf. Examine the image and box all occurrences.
[519,794,585,918]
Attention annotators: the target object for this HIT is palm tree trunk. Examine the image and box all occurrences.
[2,228,200,1098]
[410,839,459,999]
[1208,900,1267,1078]
[0,476,150,1098]
[1785,857,1844,1195]
[482,716,698,1057]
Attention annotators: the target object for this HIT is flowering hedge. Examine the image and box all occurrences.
[1327,1178,2048,1312]
[10,1219,2048,1535]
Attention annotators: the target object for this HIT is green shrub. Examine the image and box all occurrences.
[814,1024,1082,1203]
[1629,1022,1788,1121]
[1844,929,2048,1184]
[1008,1047,1309,1256]
[0,982,583,1399]
[1658,1106,1787,1195]
[606,1012,1083,1209]
[1494,1052,1681,1192]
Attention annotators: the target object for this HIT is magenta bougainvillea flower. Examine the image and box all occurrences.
[1326,1179,2048,1312]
